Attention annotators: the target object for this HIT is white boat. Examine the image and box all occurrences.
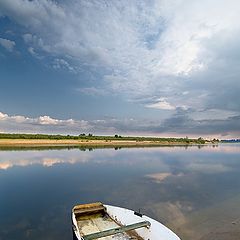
[72,202,181,240]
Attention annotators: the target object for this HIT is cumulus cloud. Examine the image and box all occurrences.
[0,112,88,134]
[0,112,28,122]
[145,98,176,110]
[0,37,15,52]
[38,116,60,125]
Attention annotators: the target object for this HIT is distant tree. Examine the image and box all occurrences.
[197,137,205,144]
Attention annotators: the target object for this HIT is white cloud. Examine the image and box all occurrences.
[0,112,8,120]
[0,111,76,126]
[0,111,92,134]
[0,112,29,122]
[38,116,59,125]
[145,98,176,110]
[0,37,15,52]
[11,115,28,123]
[37,115,77,126]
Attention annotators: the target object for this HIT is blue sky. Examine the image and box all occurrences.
[0,0,240,138]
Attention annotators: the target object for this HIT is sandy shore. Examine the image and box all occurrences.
[0,139,197,147]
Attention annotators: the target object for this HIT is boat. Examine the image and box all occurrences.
[72,202,181,240]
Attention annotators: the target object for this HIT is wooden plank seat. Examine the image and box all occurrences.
[73,202,106,217]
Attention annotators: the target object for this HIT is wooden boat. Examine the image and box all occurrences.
[72,202,181,240]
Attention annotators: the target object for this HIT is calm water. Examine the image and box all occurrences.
[1,144,240,240]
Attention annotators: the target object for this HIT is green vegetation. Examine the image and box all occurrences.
[0,133,218,144]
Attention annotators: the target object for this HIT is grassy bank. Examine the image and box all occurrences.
[0,133,218,147]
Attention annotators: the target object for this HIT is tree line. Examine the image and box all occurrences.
[0,133,214,144]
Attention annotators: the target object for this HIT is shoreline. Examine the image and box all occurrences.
[0,139,214,148]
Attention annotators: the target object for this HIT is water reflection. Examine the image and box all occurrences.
[0,144,240,240]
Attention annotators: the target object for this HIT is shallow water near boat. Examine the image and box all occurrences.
[1,144,240,240]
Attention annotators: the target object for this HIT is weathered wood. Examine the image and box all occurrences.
[73,202,106,216]
[73,202,104,211]
[83,221,151,240]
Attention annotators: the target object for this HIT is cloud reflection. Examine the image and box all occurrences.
[0,151,91,170]
[0,144,239,170]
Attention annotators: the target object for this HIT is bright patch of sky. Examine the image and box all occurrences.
[0,0,240,138]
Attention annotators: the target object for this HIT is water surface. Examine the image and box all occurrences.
[1,144,240,240]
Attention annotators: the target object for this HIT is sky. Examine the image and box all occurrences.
[0,0,240,139]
